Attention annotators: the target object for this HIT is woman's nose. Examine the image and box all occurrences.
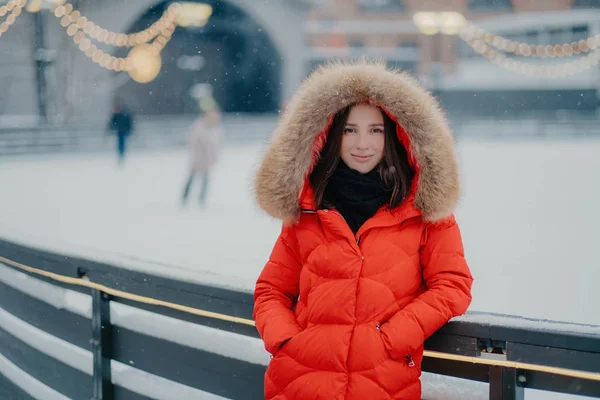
[356,133,369,148]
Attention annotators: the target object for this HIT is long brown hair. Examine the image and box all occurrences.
[309,104,414,209]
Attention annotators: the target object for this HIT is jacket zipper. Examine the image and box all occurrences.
[327,209,362,245]
[326,208,415,370]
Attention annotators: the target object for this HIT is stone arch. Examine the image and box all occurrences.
[67,0,307,119]
[113,0,284,114]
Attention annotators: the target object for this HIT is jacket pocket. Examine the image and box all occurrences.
[375,323,392,358]
[272,331,301,358]
[377,302,402,326]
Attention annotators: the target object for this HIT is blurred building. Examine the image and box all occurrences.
[0,0,310,122]
[305,0,600,115]
[0,0,599,123]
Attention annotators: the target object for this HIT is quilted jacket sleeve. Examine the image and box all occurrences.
[380,215,473,359]
[253,225,303,355]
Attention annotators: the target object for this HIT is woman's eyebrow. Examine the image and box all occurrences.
[345,123,384,126]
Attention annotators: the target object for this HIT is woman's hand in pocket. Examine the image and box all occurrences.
[279,337,292,350]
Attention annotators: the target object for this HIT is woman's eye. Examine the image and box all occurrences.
[343,128,355,134]
[371,128,384,134]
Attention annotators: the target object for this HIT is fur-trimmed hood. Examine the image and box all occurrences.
[255,60,459,223]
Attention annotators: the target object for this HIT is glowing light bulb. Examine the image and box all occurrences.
[76,16,87,29]
[100,53,111,67]
[97,29,108,42]
[127,43,162,83]
[92,50,102,63]
[85,44,96,57]
[563,44,573,57]
[69,10,80,22]
[83,21,94,34]
[54,5,65,17]
[554,45,564,57]
[106,32,117,44]
[535,45,545,57]
[74,31,84,43]
[90,26,101,39]
[67,24,78,36]
[79,38,91,51]
[116,34,127,46]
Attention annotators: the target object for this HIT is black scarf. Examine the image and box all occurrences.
[323,162,391,234]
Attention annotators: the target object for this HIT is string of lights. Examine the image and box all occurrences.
[462,21,600,58]
[460,28,600,78]
[52,1,179,47]
[0,0,26,39]
[53,2,179,77]
[73,21,175,73]
[2,1,598,81]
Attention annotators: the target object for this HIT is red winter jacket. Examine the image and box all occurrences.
[253,60,473,400]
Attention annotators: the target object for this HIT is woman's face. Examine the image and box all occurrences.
[340,103,385,174]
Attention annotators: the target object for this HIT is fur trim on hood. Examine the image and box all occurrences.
[255,60,459,223]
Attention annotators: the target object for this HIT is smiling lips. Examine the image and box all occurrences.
[351,154,373,162]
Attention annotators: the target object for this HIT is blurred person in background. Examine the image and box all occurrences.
[108,104,135,165]
[252,60,473,400]
[181,96,222,206]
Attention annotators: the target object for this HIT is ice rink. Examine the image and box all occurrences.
[1,136,600,399]
[2,137,599,325]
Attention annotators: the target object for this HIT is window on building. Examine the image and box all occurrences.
[468,0,513,11]
[572,0,600,8]
[386,60,416,73]
[357,0,405,13]
[524,30,538,45]
[571,25,589,42]
[397,40,418,49]
[349,39,364,48]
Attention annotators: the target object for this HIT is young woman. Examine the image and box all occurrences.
[253,60,473,400]
[181,99,222,206]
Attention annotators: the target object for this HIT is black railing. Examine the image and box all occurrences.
[0,237,599,400]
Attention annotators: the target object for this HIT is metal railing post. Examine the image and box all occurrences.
[490,366,525,400]
[91,289,113,400]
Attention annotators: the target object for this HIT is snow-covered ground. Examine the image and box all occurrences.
[1,137,599,324]
[0,137,599,399]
